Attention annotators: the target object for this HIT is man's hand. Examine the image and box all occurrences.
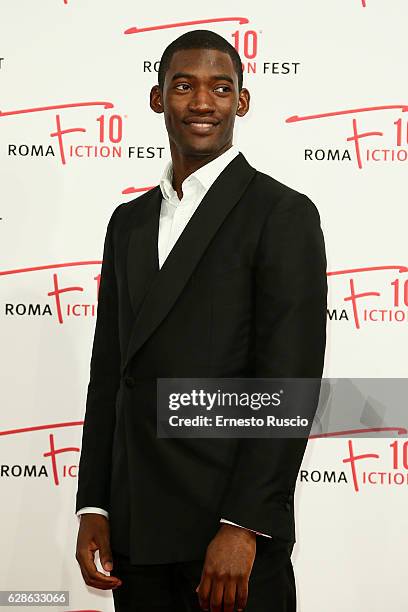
[196,523,256,612]
[75,513,122,590]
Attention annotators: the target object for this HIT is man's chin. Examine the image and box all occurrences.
[180,140,225,158]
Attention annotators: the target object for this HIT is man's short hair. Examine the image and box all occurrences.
[158,29,243,92]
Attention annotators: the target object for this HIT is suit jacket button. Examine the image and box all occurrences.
[124,376,136,388]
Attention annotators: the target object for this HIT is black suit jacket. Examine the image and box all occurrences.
[75,152,327,564]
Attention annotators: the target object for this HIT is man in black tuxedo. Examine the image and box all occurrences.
[75,29,327,612]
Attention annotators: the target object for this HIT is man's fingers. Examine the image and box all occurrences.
[236,576,249,611]
[99,543,114,572]
[85,547,121,585]
[209,578,224,612]
[222,579,237,612]
[75,515,122,590]
[196,571,212,611]
[76,548,121,590]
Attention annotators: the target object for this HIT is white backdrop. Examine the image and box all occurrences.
[0,1,407,611]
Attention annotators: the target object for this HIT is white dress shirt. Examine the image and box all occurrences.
[77,145,272,539]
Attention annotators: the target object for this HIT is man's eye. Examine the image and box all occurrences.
[174,84,230,93]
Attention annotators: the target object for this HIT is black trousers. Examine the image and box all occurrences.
[111,544,296,612]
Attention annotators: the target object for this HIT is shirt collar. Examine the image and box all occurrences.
[159,145,240,203]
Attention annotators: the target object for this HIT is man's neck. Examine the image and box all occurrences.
[169,141,233,200]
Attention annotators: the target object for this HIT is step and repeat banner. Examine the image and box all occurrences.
[0,1,407,611]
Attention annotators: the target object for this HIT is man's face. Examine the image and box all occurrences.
[150,48,250,157]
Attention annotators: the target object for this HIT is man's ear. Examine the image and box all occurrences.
[150,85,164,114]
[236,88,250,118]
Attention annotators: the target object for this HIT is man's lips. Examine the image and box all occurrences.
[183,120,220,134]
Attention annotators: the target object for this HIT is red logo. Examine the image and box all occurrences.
[286,105,408,169]
[327,265,408,328]
[342,438,408,492]
[0,421,82,486]
[0,261,101,323]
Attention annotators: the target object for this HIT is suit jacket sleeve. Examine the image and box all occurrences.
[218,191,327,541]
[75,205,122,513]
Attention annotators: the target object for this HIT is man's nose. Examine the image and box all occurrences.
[188,87,215,112]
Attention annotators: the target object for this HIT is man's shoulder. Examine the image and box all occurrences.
[120,185,160,212]
[248,166,319,219]
[110,185,160,225]
[250,167,304,201]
